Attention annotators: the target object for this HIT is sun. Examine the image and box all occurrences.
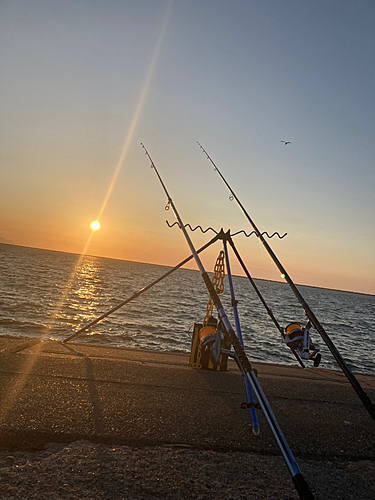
[90,220,101,231]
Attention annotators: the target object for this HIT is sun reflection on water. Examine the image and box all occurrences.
[67,257,104,324]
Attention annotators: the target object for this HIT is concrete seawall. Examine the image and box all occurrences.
[0,335,374,499]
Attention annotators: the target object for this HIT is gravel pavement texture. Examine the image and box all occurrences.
[0,336,374,499]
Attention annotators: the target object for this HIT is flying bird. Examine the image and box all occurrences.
[280,141,292,145]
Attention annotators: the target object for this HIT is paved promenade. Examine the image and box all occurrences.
[0,335,374,499]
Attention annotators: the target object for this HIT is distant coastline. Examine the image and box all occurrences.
[0,237,14,245]
[1,242,374,297]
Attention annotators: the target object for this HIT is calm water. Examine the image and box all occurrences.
[1,243,374,375]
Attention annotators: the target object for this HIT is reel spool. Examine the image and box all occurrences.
[285,322,322,367]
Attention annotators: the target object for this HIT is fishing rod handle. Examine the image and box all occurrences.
[246,370,315,499]
[293,475,315,500]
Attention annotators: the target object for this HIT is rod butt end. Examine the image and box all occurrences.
[252,425,260,436]
[292,473,314,500]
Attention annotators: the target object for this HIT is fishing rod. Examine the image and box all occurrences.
[227,235,305,368]
[63,236,219,343]
[141,143,314,500]
[198,142,375,423]
[222,239,260,435]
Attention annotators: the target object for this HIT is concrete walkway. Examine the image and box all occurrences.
[1,335,374,460]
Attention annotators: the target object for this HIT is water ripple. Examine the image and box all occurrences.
[1,244,374,374]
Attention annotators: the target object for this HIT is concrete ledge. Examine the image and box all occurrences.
[0,336,374,461]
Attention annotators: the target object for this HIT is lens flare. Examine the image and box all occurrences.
[42,0,173,347]
[90,221,101,231]
[0,2,174,430]
[95,0,173,224]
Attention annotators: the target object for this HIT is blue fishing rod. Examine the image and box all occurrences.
[142,143,314,500]
[63,235,219,343]
[198,142,375,423]
[222,239,260,435]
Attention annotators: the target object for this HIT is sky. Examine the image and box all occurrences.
[1,0,374,294]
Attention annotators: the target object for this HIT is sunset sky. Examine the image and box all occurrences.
[1,0,374,294]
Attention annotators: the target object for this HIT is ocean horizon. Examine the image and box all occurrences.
[2,242,373,297]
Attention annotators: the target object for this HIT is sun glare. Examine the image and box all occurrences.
[90,220,101,231]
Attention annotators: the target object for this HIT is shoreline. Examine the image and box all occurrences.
[2,330,375,378]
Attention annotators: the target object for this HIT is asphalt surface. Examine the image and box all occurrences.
[0,335,374,460]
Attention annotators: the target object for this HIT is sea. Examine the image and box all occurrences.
[1,243,374,375]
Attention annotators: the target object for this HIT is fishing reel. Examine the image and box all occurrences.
[198,316,225,368]
[284,320,321,367]
[190,316,231,371]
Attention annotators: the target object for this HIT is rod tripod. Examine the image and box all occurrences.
[141,144,314,500]
[63,216,316,498]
